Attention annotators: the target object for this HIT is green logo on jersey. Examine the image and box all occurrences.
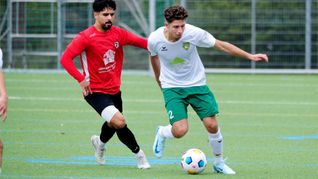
[170,57,185,65]
[183,42,190,50]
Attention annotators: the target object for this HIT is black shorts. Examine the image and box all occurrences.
[84,92,123,115]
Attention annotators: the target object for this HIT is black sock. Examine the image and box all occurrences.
[116,125,140,153]
[99,122,116,143]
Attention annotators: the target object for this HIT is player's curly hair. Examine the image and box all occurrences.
[164,5,188,23]
[93,0,116,12]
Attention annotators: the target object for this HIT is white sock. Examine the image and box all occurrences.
[135,149,144,157]
[160,124,174,139]
[208,128,223,157]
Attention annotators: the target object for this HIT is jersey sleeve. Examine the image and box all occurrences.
[188,25,216,48]
[60,33,88,83]
[120,29,147,50]
[147,32,157,56]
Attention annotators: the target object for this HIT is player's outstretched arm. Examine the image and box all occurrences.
[214,39,268,62]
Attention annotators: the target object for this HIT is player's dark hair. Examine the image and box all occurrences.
[93,0,116,12]
[164,5,188,23]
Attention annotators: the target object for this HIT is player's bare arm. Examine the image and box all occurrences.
[214,39,268,62]
[150,55,161,88]
[0,72,7,121]
[0,96,7,121]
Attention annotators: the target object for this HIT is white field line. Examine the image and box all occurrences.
[10,96,82,101]
[9,96,318,106]
[219,100,318,106]
[7,103,318,118]
[6,78,318,87]
[6,79,153,85]
[9,108,318,118]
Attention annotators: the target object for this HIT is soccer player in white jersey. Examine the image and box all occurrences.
[148,5,268,175]
[0,48,8,174]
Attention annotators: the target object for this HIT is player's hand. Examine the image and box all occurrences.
[250,54,269,62]
[79,79,92,96]
[0,95,8,122]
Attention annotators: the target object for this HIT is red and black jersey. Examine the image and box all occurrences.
[60,25,147,95]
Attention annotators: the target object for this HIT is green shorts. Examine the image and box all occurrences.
[162,85,219,124]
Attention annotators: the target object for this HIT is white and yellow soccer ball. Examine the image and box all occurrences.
[180,148,207,174]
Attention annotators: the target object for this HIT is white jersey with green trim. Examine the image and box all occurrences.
[148,24,216,88]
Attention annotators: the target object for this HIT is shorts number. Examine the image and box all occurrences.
[168,110,174,119]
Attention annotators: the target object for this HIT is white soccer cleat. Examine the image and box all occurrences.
[91,135,105,165]
[135,149,151,169]
[152,126,166,158]
[213,158,236,175]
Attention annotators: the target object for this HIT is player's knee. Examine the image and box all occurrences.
[206,124,218,133]
[101,106,126,129]
[110,115,126,129]
[0,141,3,150]
[203,116,218,133]
[173,126,188,138]
[113,120,126,129]
[101,105,119,122]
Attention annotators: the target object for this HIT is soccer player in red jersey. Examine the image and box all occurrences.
[60,0,150,169]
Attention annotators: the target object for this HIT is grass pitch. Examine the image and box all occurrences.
[1,72,317,179]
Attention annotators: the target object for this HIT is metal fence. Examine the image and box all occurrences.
[185,0,318,71]
[0,0,317,72]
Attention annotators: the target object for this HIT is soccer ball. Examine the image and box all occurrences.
[180,148,207,174]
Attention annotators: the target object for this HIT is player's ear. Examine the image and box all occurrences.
[164,21,169,27]
[93,12,99,19]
